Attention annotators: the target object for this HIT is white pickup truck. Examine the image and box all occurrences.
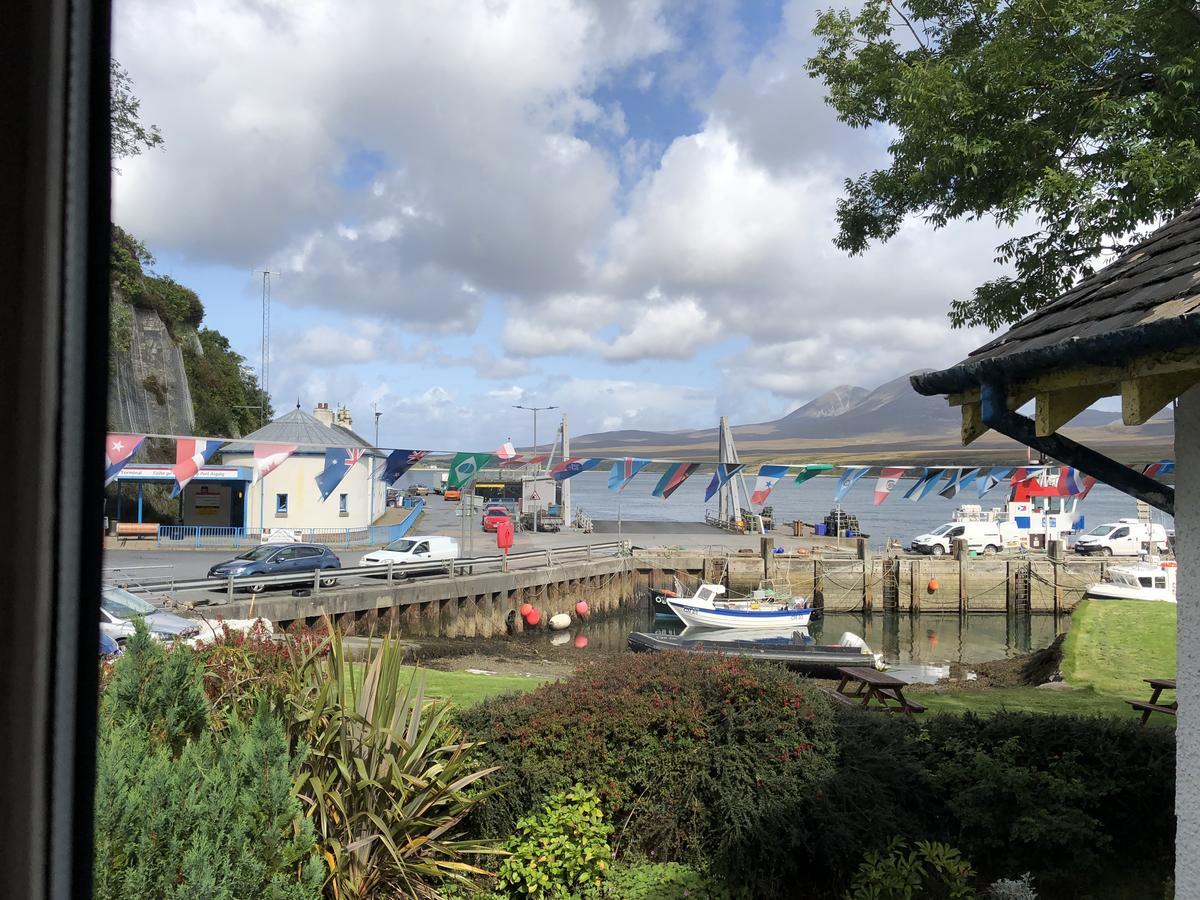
[1073,520,1170,556]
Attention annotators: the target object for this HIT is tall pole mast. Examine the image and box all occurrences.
[257,270,279,426]
[513,404,557,474]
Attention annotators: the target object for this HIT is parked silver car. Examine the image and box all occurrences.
[100,586,200,644]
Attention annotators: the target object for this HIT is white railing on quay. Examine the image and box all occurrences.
[115,541,630,602]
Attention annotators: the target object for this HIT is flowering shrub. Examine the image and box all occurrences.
[457,652,838,878]
[192,618,326,722]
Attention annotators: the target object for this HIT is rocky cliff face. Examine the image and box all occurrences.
[107,296,196,435]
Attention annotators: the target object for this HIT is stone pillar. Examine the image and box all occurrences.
[1177,385,1200,894]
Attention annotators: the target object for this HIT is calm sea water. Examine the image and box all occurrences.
[405,469,1171,550]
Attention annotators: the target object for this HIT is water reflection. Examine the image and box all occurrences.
[516,603,1068,685]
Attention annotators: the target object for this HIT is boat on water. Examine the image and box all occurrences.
[665,582,814,629]
[1086,558,1177,602]
[627,628,881,673]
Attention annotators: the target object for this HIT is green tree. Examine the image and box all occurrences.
[807,0,1200,329]
[184,328,273,436]
[94,624,325,899]
[111,60,163,164]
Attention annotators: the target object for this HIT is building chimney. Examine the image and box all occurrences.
[313,402,334,427]
[335,404,353,428]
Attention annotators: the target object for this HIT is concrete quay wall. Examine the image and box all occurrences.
[632,550,1113,615]
[213,555,635,637]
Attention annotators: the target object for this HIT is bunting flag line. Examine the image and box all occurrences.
[315,448,365,500]
[105,433,144,486]
[833,466,870,503]
[448,451,494,488]
[1058,467,1097,497]
[794,464,833,485]
[704,463,746,502]
[652,462,700,499]
[608,457,651,492]
[496,441,517,461]
[873,467,906,506]
[551,457,603,481]
[171,438,224,496]
[750,465,790,506]
[253,443,297,482]
[957,468,981,494]
[978,467,1011,498]
[379,449,427,484]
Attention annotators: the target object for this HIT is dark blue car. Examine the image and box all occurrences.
[207,543,341,593]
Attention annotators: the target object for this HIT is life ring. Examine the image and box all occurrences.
[1161,562,1178,568]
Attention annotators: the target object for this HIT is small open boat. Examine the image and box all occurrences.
[627,628,881,673]
[1086,558,1177,602]
[665,582,813,629]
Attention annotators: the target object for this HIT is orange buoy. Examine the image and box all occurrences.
[519,602,533,617]
[927,577,940,593]
[525,608,542,627]
[575,600,589,617]
[574,634,588,649]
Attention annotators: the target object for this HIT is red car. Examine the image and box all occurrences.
[482,505,511,532]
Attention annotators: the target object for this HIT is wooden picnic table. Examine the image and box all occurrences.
[831,666,926,714]
[1127,678,1177,725]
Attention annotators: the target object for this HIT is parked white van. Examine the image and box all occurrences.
[911,521,1006,556]
[1073,520,1169,556]
[360,535,460,573]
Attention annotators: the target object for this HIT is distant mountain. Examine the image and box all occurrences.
[568,369,1173,461]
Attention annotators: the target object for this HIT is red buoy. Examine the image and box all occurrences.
[927,577,940,593]
[519,602,533,617]
[525,608,542,627]
[574,634,588,649]
[575,600,589,618]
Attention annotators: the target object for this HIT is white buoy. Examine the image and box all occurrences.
[549,613,571,631]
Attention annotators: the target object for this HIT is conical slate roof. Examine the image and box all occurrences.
[223,408,379,454]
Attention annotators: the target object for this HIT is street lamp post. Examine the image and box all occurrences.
[512,404,558,464]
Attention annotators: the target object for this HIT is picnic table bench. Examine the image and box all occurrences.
[115,523,158,539]
[828,666,926,715]
[1127,678,1177,725]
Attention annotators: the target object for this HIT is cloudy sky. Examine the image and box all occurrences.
[112,0,1007,450]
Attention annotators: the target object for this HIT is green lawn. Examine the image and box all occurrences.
[346,663,547,707]
[921,600,1176,723]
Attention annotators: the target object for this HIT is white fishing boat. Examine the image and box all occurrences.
[1086,558,1177,603]
[665,582,813,629]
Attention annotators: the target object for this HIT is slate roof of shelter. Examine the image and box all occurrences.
[913,200,1200,395]
[223,408,380,454]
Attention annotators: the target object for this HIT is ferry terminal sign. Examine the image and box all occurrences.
[117,465,249,482]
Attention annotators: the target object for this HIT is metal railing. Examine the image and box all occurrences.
[118,539,629,602]
[153,499,426,549]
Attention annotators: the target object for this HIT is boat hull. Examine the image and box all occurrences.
[627,631,875,672]
[1085,584,1176,603]
[665,600,813,629]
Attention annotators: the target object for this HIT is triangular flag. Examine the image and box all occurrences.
[978,467,1012,499]
[253,443,297,481]
[448,452,493,488]
[652,462,700,499]
[750,465,790,506]
[873,467,906,506]
[315,448,365,500]
[496,441,517,461]
[378,449,427,484]
[1143,460,1175,478]
[105,433,144,486]
[834,467,870,503]
[171,438,223,496]
[937,469,963,499]
[904,468,944,502]
[957,468,981,493]
[704,463,745,502]
[794,464,834,485]
[550,457,603,481]
[608,457,651,492]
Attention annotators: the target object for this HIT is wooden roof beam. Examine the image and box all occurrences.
[961,401,987,444]
[1035,385,1112,437]
[1122,371,1200,425]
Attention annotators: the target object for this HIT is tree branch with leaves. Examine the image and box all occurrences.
[807,0,1200,329]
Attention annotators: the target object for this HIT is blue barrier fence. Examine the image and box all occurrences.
[156,499,426,549]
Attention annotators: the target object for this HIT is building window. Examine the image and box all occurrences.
[276,493,288,516]
[339,493,348,516]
